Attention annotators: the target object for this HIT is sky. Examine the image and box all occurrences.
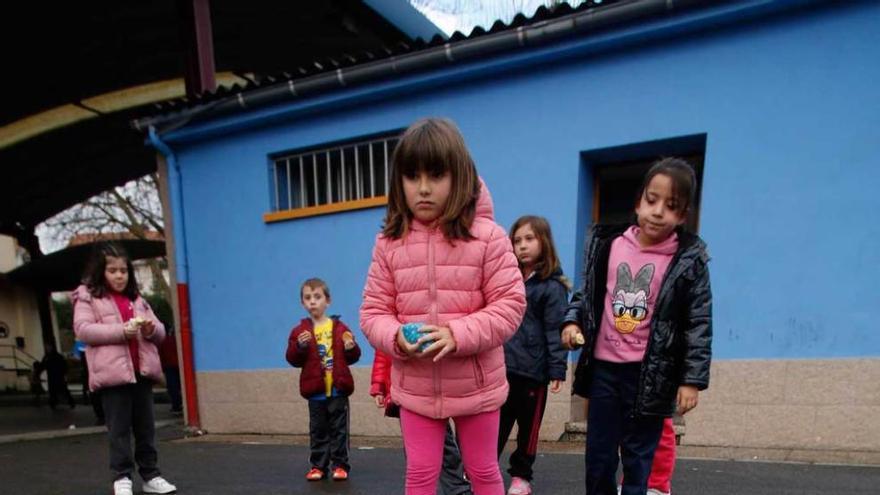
[411,0,590,36]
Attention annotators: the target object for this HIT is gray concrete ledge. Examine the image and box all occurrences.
[0,419,181,445]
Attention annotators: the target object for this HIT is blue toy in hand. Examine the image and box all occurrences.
[402,322,434,352]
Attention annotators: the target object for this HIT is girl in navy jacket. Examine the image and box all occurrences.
[498,215,570,495]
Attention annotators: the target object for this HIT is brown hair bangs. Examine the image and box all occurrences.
[383,118,479,241]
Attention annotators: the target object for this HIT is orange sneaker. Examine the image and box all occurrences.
[331,467,349,481]
[305,467,325,481]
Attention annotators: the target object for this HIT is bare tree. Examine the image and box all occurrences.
[40,173,170,298]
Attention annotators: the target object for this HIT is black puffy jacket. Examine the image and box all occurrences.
[564,224,712,417]
[503,268,570,384]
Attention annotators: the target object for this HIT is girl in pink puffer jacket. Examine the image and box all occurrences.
[72,243,176,495]
[361,118,526,495]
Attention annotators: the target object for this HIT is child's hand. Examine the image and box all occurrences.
[123,320,139,340]
[297,332,312,348]
[139,320,155,337]
[419,325,457,362]
[374,394,385,408]
[561,324,584,349]
[342,331,355,350]
[550,380,563,394]
[396,326,421,357]
[677,385,699,414]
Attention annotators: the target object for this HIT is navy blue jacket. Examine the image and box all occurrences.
[503,268,570,384]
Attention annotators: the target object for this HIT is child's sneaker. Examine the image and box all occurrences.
[647,490,670,495]
[112,478,133,495]
[142,476,177,494]
[331,466,349,481]
[507,476,532,495]
[305,467,325,481]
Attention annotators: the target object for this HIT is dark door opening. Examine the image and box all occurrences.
[593,153,705,231]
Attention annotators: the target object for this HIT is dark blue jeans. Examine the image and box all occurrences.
[586,360,664,495]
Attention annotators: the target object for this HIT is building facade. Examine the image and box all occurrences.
[147,0,880,455]
[0,235,51,391]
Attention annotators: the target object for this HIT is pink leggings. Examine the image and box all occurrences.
[400,408,504,495]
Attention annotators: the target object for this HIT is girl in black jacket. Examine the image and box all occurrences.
[498,215,571,495]
[561,158,712,495]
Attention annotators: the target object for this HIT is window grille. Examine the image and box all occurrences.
[267,133,399,221]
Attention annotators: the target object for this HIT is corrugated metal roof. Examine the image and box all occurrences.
[0,0,415,236]
[149,1,623,113]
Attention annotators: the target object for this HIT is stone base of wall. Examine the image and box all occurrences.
[195,358,880,452]
[196,366,573,440]
[684,358,879,452]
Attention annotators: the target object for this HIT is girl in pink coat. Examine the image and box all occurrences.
[361,118,526,495]
[72,243,176,495]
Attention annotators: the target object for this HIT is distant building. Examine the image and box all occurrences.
[0,235,49,391]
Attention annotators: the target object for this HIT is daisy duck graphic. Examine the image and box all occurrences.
[611,263,655,334]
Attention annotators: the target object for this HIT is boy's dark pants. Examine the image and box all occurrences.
[163,366,183,412]
[440,422,472,495]
[497,374,548,481]
[101,376,161,482]
[308,396,350,472]
[586,360,664,495]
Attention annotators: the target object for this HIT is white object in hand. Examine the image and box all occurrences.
[125,317,148,332]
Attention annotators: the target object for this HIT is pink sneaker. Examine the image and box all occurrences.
[508,476,532,495]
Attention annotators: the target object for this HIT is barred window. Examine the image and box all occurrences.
[265,132,400,222]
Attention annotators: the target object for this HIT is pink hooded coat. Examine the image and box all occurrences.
[360,180,526,419]
[72,285,166,391]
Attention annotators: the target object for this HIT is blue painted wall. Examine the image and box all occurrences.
[169,2,880,371]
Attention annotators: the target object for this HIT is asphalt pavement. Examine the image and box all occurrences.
[2,426,878,495]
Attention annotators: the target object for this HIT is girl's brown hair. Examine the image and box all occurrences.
[509,215,571,289]
[636,157,697,215]
[82,242,140,300]
[382,118,480,241]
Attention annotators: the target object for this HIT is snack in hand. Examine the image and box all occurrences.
[573,333,585,346]
[125,317,148,332]
[342,331,355,349]
[402,322,433,352]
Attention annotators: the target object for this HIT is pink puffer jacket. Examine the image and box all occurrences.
[360,180,526,419]
[72,285,165,391]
